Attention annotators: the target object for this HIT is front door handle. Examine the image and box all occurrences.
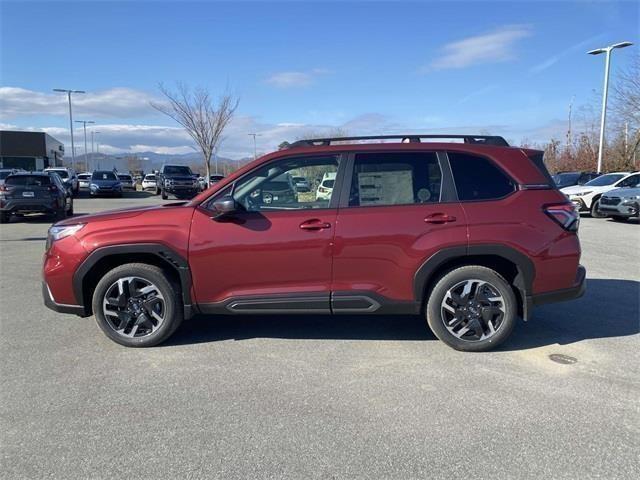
[300,219,332,230]
[425,213,457,224]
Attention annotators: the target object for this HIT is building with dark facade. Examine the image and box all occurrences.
[0,131,65,170]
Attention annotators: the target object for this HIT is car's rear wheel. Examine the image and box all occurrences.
[426,266,517,352]
[92,263,183,347]
[161,190,168,200]
[590,199,606,218]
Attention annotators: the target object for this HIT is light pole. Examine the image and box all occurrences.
[75,120,94,172]
[248,133,261,160]
[588,41,633,173]
[94,132,101,169]
[53,88,85,170]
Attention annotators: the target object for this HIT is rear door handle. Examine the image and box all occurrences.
[425,213,457,224]
[299,219,332,230]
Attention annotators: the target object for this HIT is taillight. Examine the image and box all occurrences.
[319,187,328,193]
[544,203,579,231]
[0,185,7,192]
[48,185,59,193]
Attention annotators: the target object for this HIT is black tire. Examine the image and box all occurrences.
[426,265,517,352]
[155,187,161,195]
[610,215,628,223]
[92,263,183,347]
[590,198,606,218]
[53,206,66,221]
[67,201,74,216]
[161,190,168,200]
[0,212,9,223]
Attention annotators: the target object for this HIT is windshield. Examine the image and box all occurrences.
[322,179,335,188]
[164,166,192,175]
[585,173,626,187]
[552,173,580,187]
[118,175,132,180]
[49,169,69,178]
[92,171,118,181]
[145,175,155,180]
[78,174,91,180]
[6,175,51,186]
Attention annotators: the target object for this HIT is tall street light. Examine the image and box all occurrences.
[53,88,85,170]
[248,133,262,160]
[588,41,633,173]
[75,120,94,172]
[94,132,101,169]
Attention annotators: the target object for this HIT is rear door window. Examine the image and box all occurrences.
[448,152,515,201]
[348,152,442,207]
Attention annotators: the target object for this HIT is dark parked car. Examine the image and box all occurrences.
[0,171,73,223]
[552,171,600,188]
[90,171,123,197]
[157,165,200,200]
[43,134,584,351]
[292,176,311,192]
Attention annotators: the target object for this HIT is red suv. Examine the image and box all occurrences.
[43,135,585,351]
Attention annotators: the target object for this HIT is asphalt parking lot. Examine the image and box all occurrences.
[1,192,639,479]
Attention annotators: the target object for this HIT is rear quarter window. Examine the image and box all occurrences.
[448,152,515,201]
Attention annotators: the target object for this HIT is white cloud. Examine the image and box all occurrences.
[426,25,532,71]
[529,33,606,74]
[265,68,330,88]
[0,86,158,119]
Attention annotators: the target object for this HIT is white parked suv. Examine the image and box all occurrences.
[141,174,157,191]
[315,172,337,201]
[44,167,79,195]
[561,172,638,217]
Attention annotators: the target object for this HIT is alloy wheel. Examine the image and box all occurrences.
[441,279,505,342]
[102,276,166,338]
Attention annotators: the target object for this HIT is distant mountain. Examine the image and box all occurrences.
[73,151,242,175]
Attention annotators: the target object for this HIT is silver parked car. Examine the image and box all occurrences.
[598,185,640,222]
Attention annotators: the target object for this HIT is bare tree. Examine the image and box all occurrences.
[151,83,239,185]
[611,55,640,168]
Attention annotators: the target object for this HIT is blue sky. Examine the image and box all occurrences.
[1,0,638,158]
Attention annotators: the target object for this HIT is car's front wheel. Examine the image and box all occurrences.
[590,198,606,218]
[426,266,517,352]
[92,263,183,347]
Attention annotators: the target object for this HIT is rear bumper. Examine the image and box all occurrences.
[0,198,57,214]
[42,282,88,317]
[528,265,586,313]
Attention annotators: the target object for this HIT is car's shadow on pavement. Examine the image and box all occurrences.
[165,279,639,350]
[502,278,639,350]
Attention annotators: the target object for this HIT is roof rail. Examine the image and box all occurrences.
[288,134,509,148]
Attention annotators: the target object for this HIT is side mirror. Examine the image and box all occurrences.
[212,195,238,218]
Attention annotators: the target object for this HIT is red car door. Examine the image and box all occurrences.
[331,151,467,312]
[189,154,344,313]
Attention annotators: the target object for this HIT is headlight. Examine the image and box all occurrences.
[90,183,98,189]
[165,179,173,186]
[46,224,85,249]
[573,191,593,197]
[624,195,640,200]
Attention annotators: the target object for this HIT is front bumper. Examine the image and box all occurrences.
[598,200,639,218]
[90,187,122,196]
[568,197,588,212]
[164,186,198,194]
[42,282,87,316]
